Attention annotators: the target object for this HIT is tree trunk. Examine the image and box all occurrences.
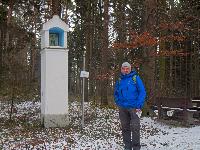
[142,0,157,102]
[52,0,61,17]
[100,0,109,105]
[5,0,14,49]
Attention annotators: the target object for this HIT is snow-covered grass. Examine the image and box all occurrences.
[0,100,200,150]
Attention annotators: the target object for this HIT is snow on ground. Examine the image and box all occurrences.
[0,100,200,150]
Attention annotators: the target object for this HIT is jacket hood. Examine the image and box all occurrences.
[120,70,137,79]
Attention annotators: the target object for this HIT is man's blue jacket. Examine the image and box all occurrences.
[114,70,146,109]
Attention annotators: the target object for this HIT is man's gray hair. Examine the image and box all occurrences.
[121,62,131,69]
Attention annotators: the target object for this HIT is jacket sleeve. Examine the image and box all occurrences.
[114,80,119,104]
[136,75,146,109]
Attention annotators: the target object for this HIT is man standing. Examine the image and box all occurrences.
[114,62,146,150]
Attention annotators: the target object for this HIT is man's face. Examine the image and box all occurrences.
[121,66,131,75]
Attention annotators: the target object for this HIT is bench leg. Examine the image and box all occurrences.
[158,108,168,119]
[183,111,195,124]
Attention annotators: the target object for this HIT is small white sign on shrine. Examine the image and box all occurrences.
[40,15,69,127]
[80,71,89,78]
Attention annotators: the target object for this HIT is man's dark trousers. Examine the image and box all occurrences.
[119,107,141,150]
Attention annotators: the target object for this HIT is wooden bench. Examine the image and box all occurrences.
[191,97,200,118]
[155,97,197,124]
[192,97,200,108]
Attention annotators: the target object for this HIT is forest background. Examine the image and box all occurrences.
[0,0,200,108]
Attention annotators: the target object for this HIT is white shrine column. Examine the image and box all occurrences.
[40,15,69,127]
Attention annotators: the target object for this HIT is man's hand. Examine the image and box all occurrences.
[135,109,141,112]
[135,109,142,118]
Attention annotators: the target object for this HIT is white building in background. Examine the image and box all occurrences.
[40,15,69,127]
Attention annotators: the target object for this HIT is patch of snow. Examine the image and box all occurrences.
[0,100,200,150]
